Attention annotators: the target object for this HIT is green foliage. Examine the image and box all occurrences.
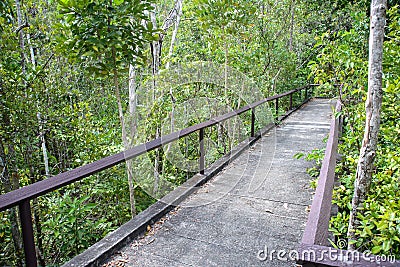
[55,0,156,75]
[1,0,382,265]
[308,12,369,99]
[195,0,255,34]
[0,0,13,30]
[41,193,106,263]
[310,5,400,257]
[301,0,369,36]
[170,0,308,94]
[294,147,326,188]
[0,212,13,263]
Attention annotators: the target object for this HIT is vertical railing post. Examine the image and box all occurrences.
[251,108,255,137]
[299,89,302,103]
[199,128,205,175]
[305,86,308,101]
[275,98,279,119]
[19,200,38,267]
[289,93,293,110]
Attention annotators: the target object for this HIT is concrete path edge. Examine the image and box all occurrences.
[62,121,282,267]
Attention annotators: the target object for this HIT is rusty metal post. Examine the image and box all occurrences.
[19,200,37,267]
[305,86,308,100]
[299,89,302,103]
[199,128,205,175]
[251,108,255,137]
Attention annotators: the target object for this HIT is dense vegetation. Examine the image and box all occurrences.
[310,2,400,258]
[0,0,399,265]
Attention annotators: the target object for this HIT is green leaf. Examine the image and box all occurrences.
[293,152,305,159]
[371,246,382,254]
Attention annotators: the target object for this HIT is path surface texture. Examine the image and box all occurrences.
[105,99,335,267]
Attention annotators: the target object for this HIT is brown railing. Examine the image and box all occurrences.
[297,100,400,266]
[0,85,314,267]
[301,100,342,248]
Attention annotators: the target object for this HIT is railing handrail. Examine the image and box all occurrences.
[298,99,400,266]
[301,100,342,246]
[0,84,315,267]
[0,85,311,212]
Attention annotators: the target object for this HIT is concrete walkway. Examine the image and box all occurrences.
[104,99,335,267]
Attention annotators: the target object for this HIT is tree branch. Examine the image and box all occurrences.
[14,21,29,34]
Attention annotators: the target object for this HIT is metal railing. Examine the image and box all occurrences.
[0,85,314,267]
[301,100,342,248]
[297,100,400,266]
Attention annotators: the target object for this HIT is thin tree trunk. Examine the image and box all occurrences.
[24,15,47,264]
[151,0,184,193]
[124,10,150,208]
[160,0,182,183]
[289,0,296,52]
[126,64,137,217]
[110,1,134,215]
[347,0,387,250]
[150,5,162,195]
[29,11,49,179]
[15,0,27,75]
[128,66,138,120]
[160,89,175,190]
[233,81,243,143]
[272,68,281,95]
[150,6,161,76]
[34,114,48,266]
[37,113,50,178]
[165,0,183,69]
[112,47,136,217]
[219,33,230,153]
[224,34,229,105]
[27,33,36,68]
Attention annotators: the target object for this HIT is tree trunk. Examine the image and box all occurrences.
[224,34,229,105]
[27,32,36,68]
[165,0,183,69]
[272,68,281,95]
[150,0,184,193]
[347,0,387,250]
[150,6,161,76]
[150,5,162,195]
[160,0,182,187]
[289,0,296,52]
[160,88,176,190]
[126,64,138,217]
[219,33,230,153]
[112,47,136,217]
[15,0,27,75]
[29,12,48,178]
[37,113,50,178]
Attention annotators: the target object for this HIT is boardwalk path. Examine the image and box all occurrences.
[104,99,335,267]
